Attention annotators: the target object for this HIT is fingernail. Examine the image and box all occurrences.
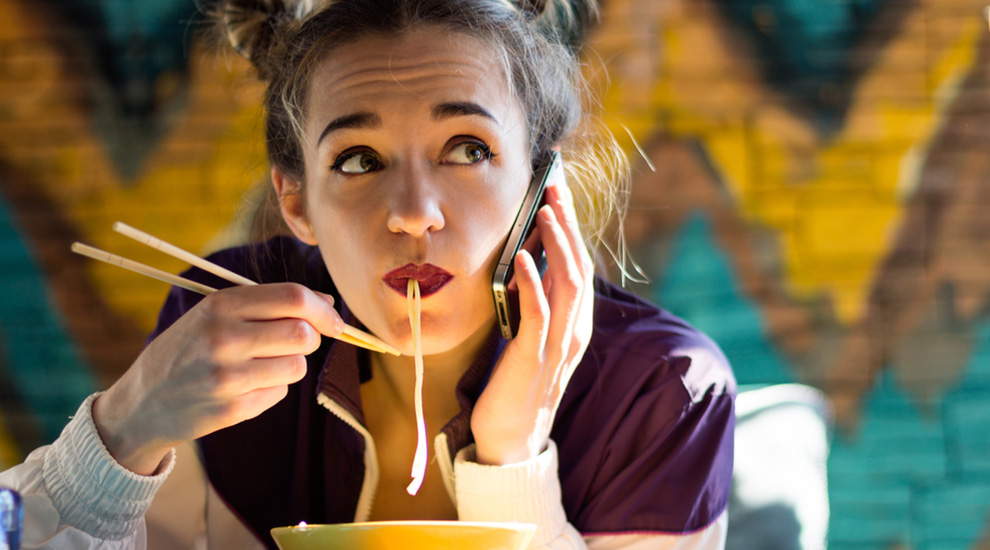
[515,249,531,266]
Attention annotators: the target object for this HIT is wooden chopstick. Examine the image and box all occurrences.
[72,243,219,296]
[113,222,258,287]
[340,325,399,356]
[72,231,401,356]
[111,223,400,356]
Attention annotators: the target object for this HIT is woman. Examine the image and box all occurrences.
[0,0,735,548]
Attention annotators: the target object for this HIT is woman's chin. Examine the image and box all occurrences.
[390,333,466,357]
[381,317,494,358]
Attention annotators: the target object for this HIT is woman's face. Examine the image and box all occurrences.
[281,27,532,355]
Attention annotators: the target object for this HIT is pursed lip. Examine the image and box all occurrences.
[383,263,454,298]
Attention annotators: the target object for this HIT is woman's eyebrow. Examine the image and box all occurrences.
[317,112,382,145]
[432,101,500,126]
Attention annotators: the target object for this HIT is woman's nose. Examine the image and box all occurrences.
[385,163,445,236]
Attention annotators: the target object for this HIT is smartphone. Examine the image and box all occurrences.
[492,151,563,339]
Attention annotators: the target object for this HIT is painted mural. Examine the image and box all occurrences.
[1,0,989,548]
[586,0,990,548]
[0,0,267,456]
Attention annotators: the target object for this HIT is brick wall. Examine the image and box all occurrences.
[586,0,990,548]
[1,0,989,548]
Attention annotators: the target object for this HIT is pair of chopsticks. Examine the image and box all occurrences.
[72,222,401,356]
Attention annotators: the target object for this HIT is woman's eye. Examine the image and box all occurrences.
[443,141,494,165]
[331,150,382,174]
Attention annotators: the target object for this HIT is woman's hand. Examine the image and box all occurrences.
[93,283,344,475]
[471,175,595,465]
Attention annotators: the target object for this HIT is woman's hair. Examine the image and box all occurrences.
[218,0,638,281]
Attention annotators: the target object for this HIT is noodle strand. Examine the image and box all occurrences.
[406,279,427,495]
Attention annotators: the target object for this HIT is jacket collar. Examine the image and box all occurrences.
[315,298,506,462]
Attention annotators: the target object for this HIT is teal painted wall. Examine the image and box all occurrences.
[2,0,990,548]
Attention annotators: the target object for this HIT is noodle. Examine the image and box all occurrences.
[406,279,427,495]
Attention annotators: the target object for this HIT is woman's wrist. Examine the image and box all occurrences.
[92,390,173,476]
[472,408,552,465]
[474,434,547,466]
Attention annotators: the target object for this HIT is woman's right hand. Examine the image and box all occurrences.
[92,283,344,475]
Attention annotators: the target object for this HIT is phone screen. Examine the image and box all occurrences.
[492,151,562,339]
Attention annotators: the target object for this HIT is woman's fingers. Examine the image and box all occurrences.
[537,204,584,353]
[208,316,323,361]
[542,179,594,289]
[513,248,550,352]
[224,385,292,425]
[211,355,309,398]
[544,179,595,348]
[205,283,345,338]
[536,177,594,412]
[546,178,595,272]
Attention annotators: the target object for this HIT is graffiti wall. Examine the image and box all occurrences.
[1,0,988,548]
[588,0,990,548]
[0,0,267,461]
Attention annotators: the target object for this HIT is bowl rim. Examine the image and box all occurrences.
[271,520,537,532]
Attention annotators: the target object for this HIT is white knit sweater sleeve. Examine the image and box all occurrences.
[453,440,586,549]
[0,393,175,549]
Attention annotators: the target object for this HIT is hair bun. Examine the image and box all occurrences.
[516,0,550,16]
[220,0,299,79]
[520,0,599,51]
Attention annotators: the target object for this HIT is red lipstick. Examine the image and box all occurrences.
[383,263,453,298]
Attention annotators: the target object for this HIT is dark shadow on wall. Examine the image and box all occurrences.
[710,0,908,135]
[36,0,202,181]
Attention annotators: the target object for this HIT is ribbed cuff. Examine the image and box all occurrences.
[454,440,565,547]
[42,393,176,541]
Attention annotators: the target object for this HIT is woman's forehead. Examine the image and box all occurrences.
[304,27,521,129]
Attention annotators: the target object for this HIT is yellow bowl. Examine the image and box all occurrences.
[271,520,537,550]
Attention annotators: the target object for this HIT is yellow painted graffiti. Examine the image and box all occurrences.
[589,0,983,323]
[0,0,268,332]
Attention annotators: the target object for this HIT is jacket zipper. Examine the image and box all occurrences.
[434,432,457,507]
[316,393,379,522]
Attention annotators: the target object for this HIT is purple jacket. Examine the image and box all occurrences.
[149,236,736,548]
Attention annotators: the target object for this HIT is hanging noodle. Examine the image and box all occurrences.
[406,279,427,495]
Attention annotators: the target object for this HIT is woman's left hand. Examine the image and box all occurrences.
[471,173,595,465]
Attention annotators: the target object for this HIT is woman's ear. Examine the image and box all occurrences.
[271,166,318,245]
